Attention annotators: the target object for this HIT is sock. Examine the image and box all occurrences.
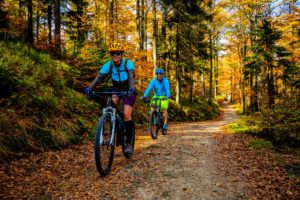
[124,120,133,143]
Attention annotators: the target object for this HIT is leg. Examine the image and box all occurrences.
[112,94,120,106]
[124,105,134,143]
[122,94,137,154]
[161,98,170,130]
[162,109,168,125]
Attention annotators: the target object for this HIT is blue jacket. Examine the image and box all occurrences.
[143,77,171,98]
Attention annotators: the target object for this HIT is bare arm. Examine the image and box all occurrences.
[89,73,107,90]
[128,70,136,90]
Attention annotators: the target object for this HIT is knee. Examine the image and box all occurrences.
[123,111,131,121]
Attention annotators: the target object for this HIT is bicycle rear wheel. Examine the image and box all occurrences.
[149,111,159,139]
[94,112,115,176]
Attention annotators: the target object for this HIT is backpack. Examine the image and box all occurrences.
[109,58,128,75]
[108,58,129,86]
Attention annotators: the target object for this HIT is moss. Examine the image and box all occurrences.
[249,138,273,149]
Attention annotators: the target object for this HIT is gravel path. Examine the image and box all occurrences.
[1,103,246,200]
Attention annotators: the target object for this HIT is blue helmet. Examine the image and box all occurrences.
[155,68,164,75]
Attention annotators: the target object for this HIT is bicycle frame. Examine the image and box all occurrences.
[150,97,164,118]
[93,91,127,146]
[144,97,167,139]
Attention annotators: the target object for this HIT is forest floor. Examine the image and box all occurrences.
[1,103,299,200]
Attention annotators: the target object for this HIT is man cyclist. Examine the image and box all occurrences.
[84,42,137,155]
[141,68,171,131]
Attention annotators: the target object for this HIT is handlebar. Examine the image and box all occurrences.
[91,90,127,98]
[142,97,168,103]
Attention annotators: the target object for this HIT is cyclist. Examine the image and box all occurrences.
[84,42,137,155]
[141,68,171,131]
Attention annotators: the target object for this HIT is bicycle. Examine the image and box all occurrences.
[144,97,167,139]
[91,89,135,176]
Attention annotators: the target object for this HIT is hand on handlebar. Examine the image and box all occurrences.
[141,96,147,102]
[127,88,136,96]
[83,87,93,97]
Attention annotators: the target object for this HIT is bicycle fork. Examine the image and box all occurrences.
[99,107,117,146]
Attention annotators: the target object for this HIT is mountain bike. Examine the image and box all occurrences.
[91,89,135,176]
[144,97,167,139]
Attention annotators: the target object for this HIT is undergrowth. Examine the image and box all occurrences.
[0,42,220,161]
[227,106,300,151]
[0,42,98,160]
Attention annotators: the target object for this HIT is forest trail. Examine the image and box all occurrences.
[1,103,299,199]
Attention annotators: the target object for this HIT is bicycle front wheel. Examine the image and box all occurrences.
[95,112,115,176]
[149,111,159,139]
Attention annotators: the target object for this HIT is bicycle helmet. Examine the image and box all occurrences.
[108,42,124,52]
[155,68,164,74]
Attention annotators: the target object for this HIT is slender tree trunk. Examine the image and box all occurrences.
[108,0,114,41]
[136,0,141,49]
[47,1,52,44]
[77,0,84,50]
[143,1,148,51]
[267,63,275,108]
[214,36,219,98]
[249,23,255,113]
[208,33,213,105]
[161,5,167,72]
[175,24,180,104]
[94,0,101,40]
[152,0,157,74]
[26,0,34,45]
[201,70,205,97]
[189,69,193,102]
[240,31,247,113]
[140,0,145,50]
[54,0,61,58]
[0,1,9,40]
[230,72,233,103]
[36,3,39,45]
[251,22,259,112]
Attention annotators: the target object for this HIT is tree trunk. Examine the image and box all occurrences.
[239,31,247,113]
[143,1,148,51]
[208,33,213,105]
[161,4,167,72]
[77,0,84,50]
[36,3,39,45]
[47,1,52,44]
[26,0,34,45]
[108,0,114,41]
[54,0,61,58]
[0,1,9,40]
[152,0,157,74]
[175,24,180,104]
[189,69,193,102]
[136,0,141,49]
[140,0,145,50]
[214,35,219,98]
[267,63,275,108]
[201,70,205,97]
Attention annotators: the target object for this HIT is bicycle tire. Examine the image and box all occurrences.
[149,111,159,139]
[94,112,115,176]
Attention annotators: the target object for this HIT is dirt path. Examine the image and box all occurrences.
[130,102,243,200]
[1,103,298,199]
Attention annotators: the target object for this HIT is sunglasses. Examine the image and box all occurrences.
[110,51,122,56]
[156,73,163,75]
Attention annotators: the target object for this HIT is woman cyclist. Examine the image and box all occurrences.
[84,42,137,155]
